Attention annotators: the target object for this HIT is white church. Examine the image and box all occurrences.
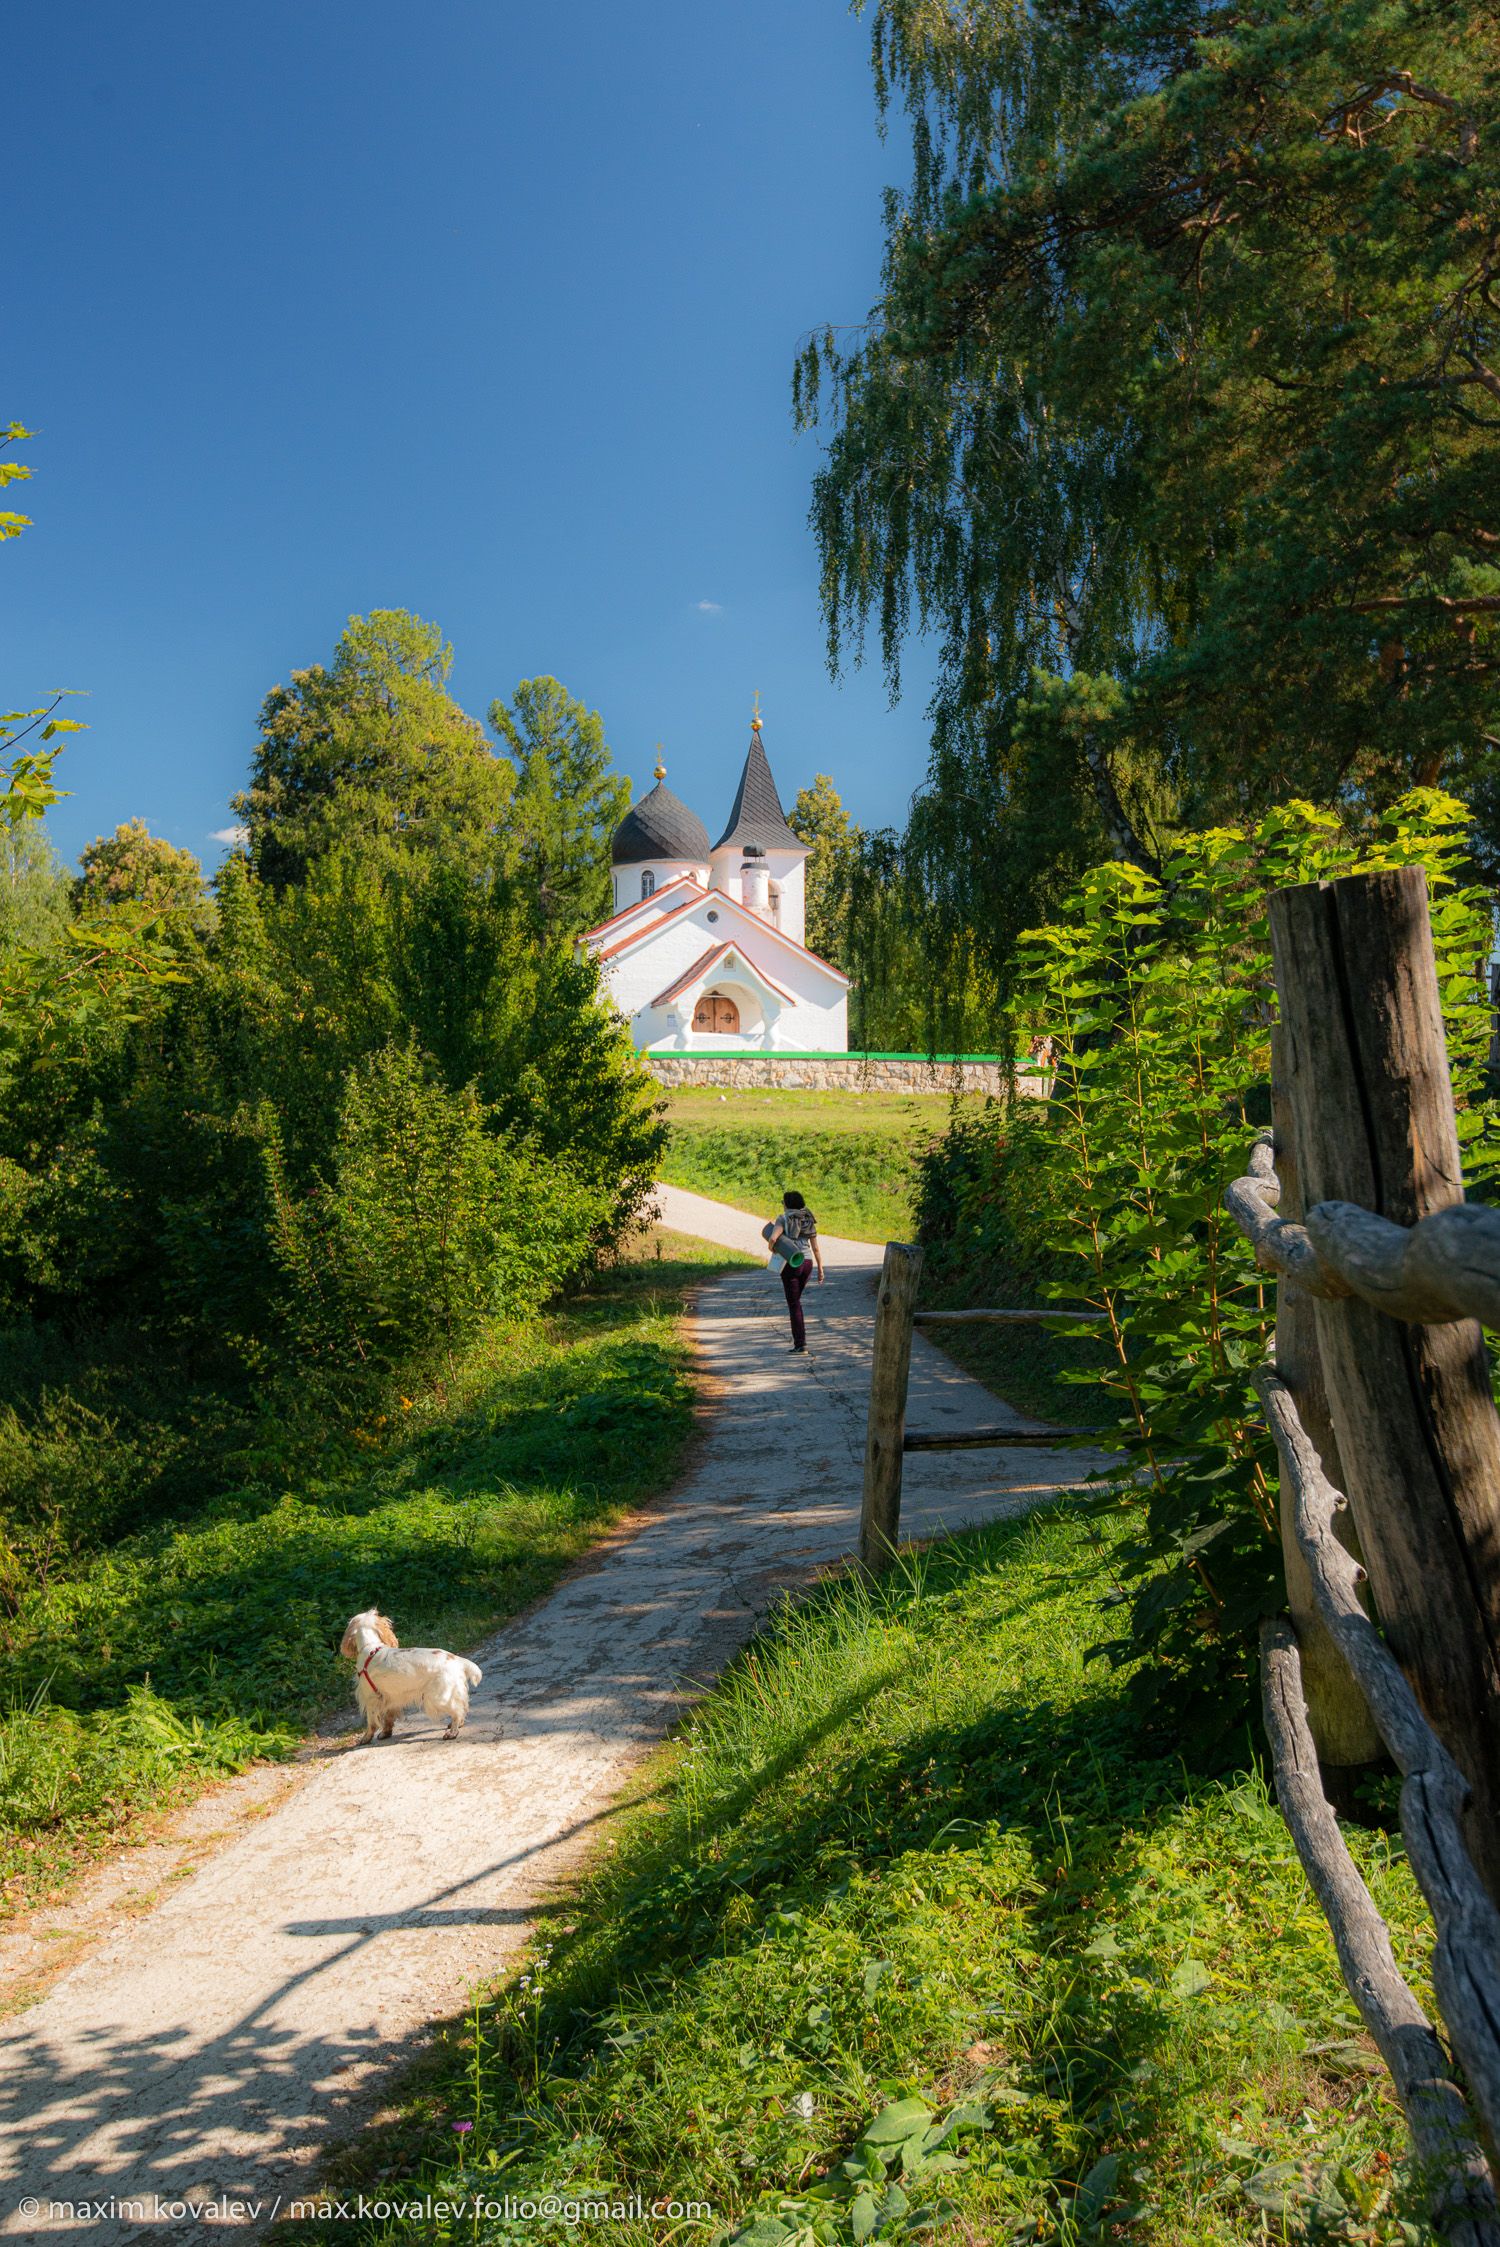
[581,711,849,1054]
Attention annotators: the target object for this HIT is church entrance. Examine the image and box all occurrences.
[692,990,740,1035]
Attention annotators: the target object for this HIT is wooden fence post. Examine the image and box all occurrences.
[1269,1029,1384,1788]
[1270,866,1500,1903]
[860,1242,923,1575]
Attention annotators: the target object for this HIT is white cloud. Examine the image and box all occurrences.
[694,599,723,615]
[210,825,249,845]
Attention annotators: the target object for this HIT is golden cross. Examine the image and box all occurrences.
[752,691,762,730]
[653,742,666,780]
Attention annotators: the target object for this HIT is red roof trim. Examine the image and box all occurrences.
[650,942,733,1010]
[650,942,797,1012]
[580,874,705,944]
[592,890,850,986]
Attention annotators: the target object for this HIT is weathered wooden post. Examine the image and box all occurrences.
[1271,866,1500,1901]
[859,1241,923,1575]
[1270,1029,1384,1792]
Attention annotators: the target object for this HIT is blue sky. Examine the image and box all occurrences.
[6,0,934,872]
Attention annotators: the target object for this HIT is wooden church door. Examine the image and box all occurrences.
[692,991,740,1035]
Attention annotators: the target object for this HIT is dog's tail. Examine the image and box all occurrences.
[459,1660,482,1687]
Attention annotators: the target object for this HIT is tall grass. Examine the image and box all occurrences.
[320,1514,1427,2246]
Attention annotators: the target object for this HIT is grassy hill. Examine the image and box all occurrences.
[659,1087,972,1243]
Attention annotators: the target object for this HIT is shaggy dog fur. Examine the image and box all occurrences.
[339,1609,483,1743]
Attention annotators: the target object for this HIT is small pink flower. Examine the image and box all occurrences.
[453,2121,474,2135]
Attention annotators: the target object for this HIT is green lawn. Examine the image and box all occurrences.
[299,1510,1425,2246]
[0,1229,748,1912]
[659,1088,971,1243]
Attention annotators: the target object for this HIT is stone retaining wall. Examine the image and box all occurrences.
[643,1052,1045,1097]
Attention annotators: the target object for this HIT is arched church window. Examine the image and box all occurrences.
[768,881,782,929]
[641,870,656,900]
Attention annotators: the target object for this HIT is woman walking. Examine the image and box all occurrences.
[765,1190,824,1354]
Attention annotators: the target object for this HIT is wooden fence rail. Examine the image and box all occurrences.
[1260,1613,1500,2247]
[858,1245,1101,1571]
[1256,1368,1500,2217]
[1229,1129,1500,1327]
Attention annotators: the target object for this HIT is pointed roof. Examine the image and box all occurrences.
[712,721,804,853]
[611,755,712,867]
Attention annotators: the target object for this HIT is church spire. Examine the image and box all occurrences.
[711,709,803,853]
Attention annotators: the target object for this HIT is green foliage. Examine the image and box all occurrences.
[912,1102,1106,1426]
[74,817,211,923]
[269,1043,607,1363]
[0,846,662,1346]
[234,611,515,891]
[490,676,630,941]
[0,419,34,543]
[937,791,1496,1751]
[798,0,1500,975]
[0,822,71,959]
[333,1517,1429,2246]
[791,773,861,967]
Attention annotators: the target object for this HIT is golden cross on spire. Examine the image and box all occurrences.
[751,691,762,732]
[653,743,666,780]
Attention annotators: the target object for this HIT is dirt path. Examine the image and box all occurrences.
[0,1193,1099,2241]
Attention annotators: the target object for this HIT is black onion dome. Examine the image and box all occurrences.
[712,729,804,852]
[610,777,712,866]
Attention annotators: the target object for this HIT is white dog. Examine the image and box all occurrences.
[340,1609,482,1743]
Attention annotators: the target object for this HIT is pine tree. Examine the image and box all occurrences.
[489,677,630,941]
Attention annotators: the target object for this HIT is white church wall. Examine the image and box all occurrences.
[627,982,846,1054]
[608,858,709,915]
[706,848,744,902]
[761,851,806,946]
[596,892,847,1054]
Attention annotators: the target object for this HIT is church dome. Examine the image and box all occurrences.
[611,769,711,866]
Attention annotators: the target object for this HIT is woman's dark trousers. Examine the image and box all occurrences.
[781,1260,813,1349]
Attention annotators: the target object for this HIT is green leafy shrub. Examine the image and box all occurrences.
[919,793,1498,1753]
[911,1103,1106,1425]
[267,1043,606,1364]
